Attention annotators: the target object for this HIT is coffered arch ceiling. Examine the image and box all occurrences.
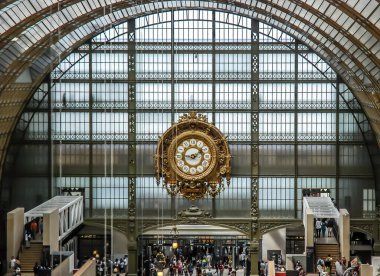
[0,0,379,178]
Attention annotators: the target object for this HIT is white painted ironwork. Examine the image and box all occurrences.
[303,196,340,219]
[24,196,83,241]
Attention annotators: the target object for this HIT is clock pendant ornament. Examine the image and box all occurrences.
[155,112,231,201]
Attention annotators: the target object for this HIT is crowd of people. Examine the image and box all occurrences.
[95,255,128,275]
[25,218,43,241]
[33,262,53,276]
[316,255,361,276]
[142,253,249,276]
[315,218,335,238]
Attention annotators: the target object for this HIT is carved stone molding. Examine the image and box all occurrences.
[376,205,380,219]
[250,178,259,236]
[259,221,301,235]
[177,205,213,224]
[137,222,161,233]
[113,222,128,234]
[250,238,260,254]
[251,221,258,235]
[351,224,375,238]
[177,218,210,225]
[222,223,250,235]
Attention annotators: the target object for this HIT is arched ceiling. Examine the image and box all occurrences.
[0,0,379,178]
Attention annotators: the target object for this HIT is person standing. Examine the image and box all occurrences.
[39,218,44,235]
[10,256,16,272]
[33,262,40,276]
[341,256,347,272]
[321,220,327,238]
[218,261,224,276]
[315,219,322,238]
[324,255,332,275]
[25,232,31,248]
[30,220,38,239]
[316,257,324,273]
[327,219,334,237]
[245,257,251,276]
[335,259,343,276]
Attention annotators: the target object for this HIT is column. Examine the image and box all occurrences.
[250,18,260,276]
[7,208,24,265]
[305,208,314,273]
[304,209,314,250]
[339,209,350,261]
[127,18,138,276]
[43,208,60,252]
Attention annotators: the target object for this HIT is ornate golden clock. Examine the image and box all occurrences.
[155,112,231,200]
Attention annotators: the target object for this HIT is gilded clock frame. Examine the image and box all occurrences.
[155,112,232,200]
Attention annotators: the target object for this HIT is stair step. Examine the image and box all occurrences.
[19,242,43,273]
[315,243,340,274]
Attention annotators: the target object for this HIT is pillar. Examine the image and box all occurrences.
[305,208,315,273]
[305,208,314,250]
[127,17,138,276]
[250,238,259,276]
[339,209,350,261]
[7,208,24,264]
[250,17,260,276]
[43,208,59,252]
[127,239,137,276]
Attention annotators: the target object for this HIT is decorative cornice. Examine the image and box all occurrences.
[176,205,213,224]
[178,111,208,123]
[259,221,302,235]
[222,223,250,235]
[350,223,375,238]
[177,205,213,219]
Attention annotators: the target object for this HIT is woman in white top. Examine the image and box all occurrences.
[335,260,343,276]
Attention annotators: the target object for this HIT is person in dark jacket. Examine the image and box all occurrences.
[33,262,39,276]
[245,257,251,276]
[327,219,334,237]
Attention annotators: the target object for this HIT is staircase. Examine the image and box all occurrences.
[19,240,43,272]
[315,243,340,274]
[304,197,340,219]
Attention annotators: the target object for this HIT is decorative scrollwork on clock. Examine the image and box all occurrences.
[155,112,231,200]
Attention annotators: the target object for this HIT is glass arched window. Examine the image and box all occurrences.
[9,10,375,219]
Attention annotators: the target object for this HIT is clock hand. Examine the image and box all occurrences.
[185,150,201,159]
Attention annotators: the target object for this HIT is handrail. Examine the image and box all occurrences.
[17,237,24,257]
[332,219,340,245]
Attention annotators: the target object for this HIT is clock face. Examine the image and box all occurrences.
[169,132,217,180]
[176,138,212,175]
